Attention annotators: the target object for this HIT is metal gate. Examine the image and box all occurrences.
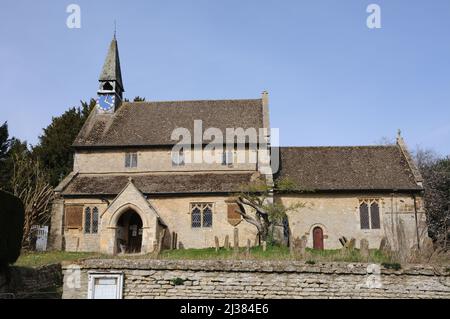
[30,225,48,251]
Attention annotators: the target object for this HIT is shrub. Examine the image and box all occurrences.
[171,277,186,286]
[0,190,25,266]
[381,262,401,271]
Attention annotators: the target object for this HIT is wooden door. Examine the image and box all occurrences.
[313,227,324,250]
[127,213,142,253]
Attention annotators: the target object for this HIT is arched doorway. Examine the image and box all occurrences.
[116,209,143,253]
[313,227,324,250]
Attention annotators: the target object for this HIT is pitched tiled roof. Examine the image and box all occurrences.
[61,172,256,196]
[275,146,422,192]
[73,99,264,147]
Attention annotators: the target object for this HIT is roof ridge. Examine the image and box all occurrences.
[278,145,397,149]
[122,98,262,105]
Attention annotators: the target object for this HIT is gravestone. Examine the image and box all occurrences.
[224,235,230,250]
[291,236,306,259]
[360,238,369,259]
[347,238,356,250]
[233,228,239,252]
[214,236,220,252]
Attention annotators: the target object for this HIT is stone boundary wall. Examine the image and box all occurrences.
[0,264,63,296]
[62,260,450,299]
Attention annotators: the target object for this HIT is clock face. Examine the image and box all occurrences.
[97,94,115,111]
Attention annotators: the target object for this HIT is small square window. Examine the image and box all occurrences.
[125,153,137,168]
[222,150,233,166]
[172,150,185,166]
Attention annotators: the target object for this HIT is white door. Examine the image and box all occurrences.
[36,226,48,251]
[88,274,123,299]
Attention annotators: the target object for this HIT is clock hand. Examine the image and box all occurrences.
[105,97,114,107]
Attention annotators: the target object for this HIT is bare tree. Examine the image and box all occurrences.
[11,151,53,250]
[236,177,304,244]
[414,147,450,249]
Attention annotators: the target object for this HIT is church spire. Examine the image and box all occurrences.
[99,36,124,92]
[96,35,124,113]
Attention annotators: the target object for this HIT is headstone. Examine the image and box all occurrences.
[262,241,267,252]
[214,236,220,252]
[171,232,177,250]
[291,237,301,258]
[339,236,348,247]
[233,228,239,252]
[379,237,391,254]
[290,236,306,259]
[224,235,230,250]
[347,238,356,250]
[155,229,166,256]
[360,238,369,259]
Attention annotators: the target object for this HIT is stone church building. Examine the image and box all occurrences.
[49,37,427,254]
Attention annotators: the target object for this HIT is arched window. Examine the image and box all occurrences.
[92,207,99,233]
[102,81,113,91]
[202,206,213,227]
[191,207,201,228]
[359,200,381,230]
[370,202,380,229]
[84,206,99,234]
[84,207,91,233]
[191,203,213,228]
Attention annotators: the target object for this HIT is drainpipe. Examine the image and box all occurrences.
[413,194,420,250]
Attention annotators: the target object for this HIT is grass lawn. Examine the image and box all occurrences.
[15,246,393,267]
[159,245,392,263]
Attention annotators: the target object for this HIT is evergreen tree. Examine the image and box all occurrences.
[33,99,95,186]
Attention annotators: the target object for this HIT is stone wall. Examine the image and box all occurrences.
[73,148,257,173]
[62,259,450,299]
[59,194,258,252]
[282,193,426,249]
[0,264,63,297]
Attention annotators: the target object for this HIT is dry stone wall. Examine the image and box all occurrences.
[62,260,450,299]
[0,264,62,297]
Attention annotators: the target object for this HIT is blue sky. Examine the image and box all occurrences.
[1,0,449,155]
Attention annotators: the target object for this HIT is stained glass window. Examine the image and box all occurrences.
[203,206,213,227]
[191,203,213,228]
[191,207,201,228]
[92,207,99,233]
[84,207,91,233]
[359,199,381,230]
[370,202,380,229]
[359,202,370,229]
